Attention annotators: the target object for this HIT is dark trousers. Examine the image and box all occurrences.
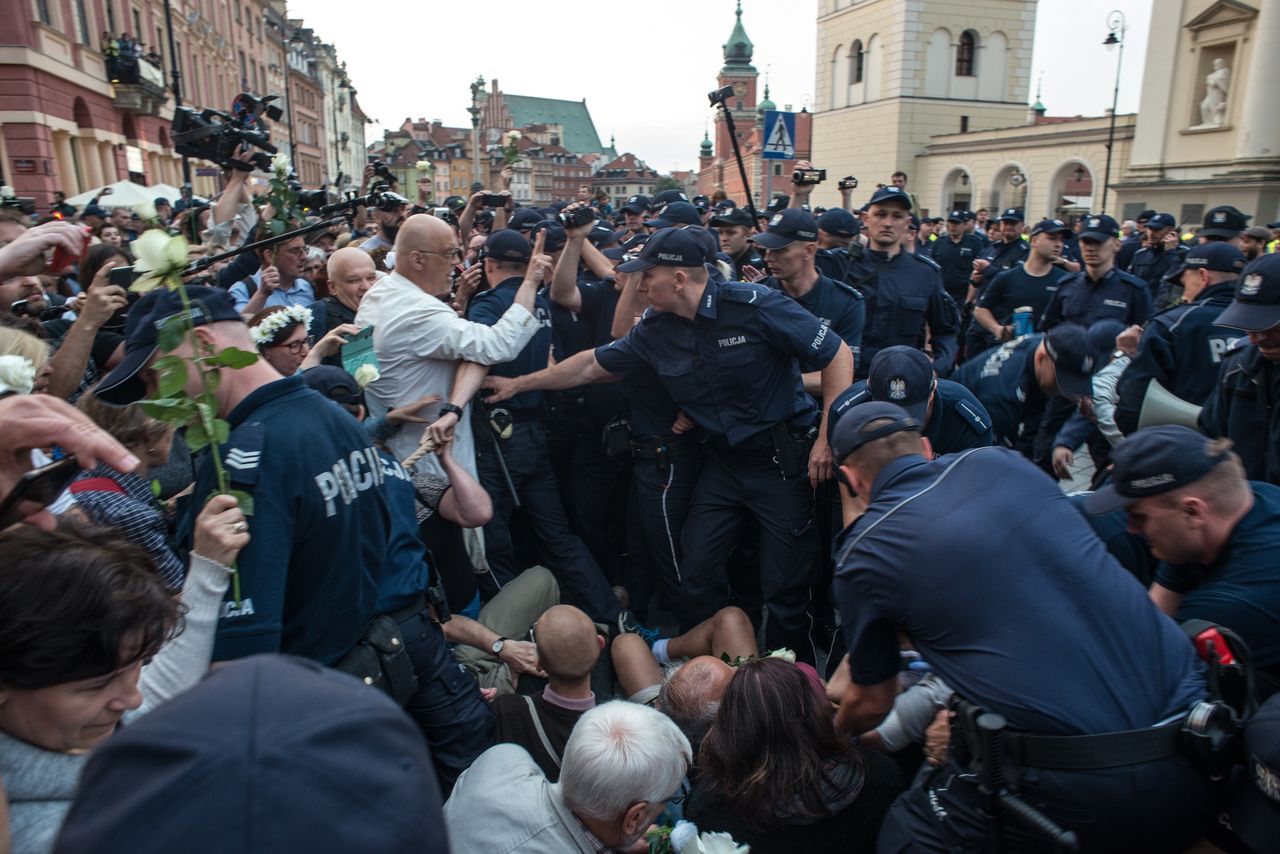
[630,447,703,615]
[676,445,819,663]
[875,754,1214,853]
[476,419,621,624]
[568,426,630,583]
[395,609,493,796]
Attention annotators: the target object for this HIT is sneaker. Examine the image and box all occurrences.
[616,609,662,647]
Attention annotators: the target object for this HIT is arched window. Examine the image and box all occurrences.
[956,30,977,77]
[850,40,864,84]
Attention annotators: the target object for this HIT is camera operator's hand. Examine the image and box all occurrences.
[360,164,375,194]
[0,222,88,279]
[467,191,486,211]
[500,190,514,211]
[790,159,816,198]
[77,284,128,331]
[563,203,595,240]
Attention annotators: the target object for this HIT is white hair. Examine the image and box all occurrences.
[559,701,691,821]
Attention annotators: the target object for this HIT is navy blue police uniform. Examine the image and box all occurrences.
[951,334,1046,455]
[1040,216,1154,330]
[830,378,993,454]
[813,207,865,284]
[596,228,843,663]
[1114,282,1242,435]
[1130,243,1189,296]
[928,225,985,304]
[710,207,765,282]
[974,233,1030,293]
[467,233,623,625]
[830,406,1211,852]
[852,249,960,379]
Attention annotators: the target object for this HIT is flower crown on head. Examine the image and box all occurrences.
[249,304,313,348]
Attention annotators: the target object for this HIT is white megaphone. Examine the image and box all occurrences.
[1138,379,1203,430]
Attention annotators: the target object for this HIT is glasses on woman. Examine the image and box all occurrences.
[279,339,310,355]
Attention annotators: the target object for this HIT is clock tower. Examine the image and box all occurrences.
[714,1,758,164]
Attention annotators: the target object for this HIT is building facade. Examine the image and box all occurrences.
[593,153,659,208]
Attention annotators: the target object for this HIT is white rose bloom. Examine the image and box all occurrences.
[0,355,37,395]
[693,832,750,854]
[134,200,157,222]
[767,648,796,663]
[130,230,191,291]
[271,151,292,177]
[670,820,699,853]
[506,130,521,143]
[353,363,380,388]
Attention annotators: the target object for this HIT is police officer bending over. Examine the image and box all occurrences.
[829,401,1213,852]
[485,226,853,664]
[1114,243,1246,435]
[849,186,959,378]
[1086,426,1280,696]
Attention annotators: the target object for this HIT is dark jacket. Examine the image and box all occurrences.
[1200,343,1280,486]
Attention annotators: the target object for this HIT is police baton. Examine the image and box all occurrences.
[471,398,520,510]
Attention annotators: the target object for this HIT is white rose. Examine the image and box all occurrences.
[353,363,380,388]
[670,820,699,853]
[271,151,292,177]
[767,648,796,663]
[0,355,36,395]
[134,200,157,222]
[692,832,750,854]
[415,160,432,172]
[130,229,191,292]
[506,130,522,143]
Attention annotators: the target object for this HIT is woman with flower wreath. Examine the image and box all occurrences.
[247,305,359,377]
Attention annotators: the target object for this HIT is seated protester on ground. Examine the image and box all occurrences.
[303,366,554,698]
[248,305,358,378]
[611,606,757,707]
[0,515,247,854]
[52,655,448,854]
[687,658,904,853]
[491,605,602,781]
[445,701,691,854]
[70,386,183,588]
[1086,427,1280,695]
[226,225,315,317]
[654,656,735,756]
[1047,320,1127,482]
[42,244,131,401]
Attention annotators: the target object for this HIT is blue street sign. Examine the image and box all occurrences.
[762,110,796,160]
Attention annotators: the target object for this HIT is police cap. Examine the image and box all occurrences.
[646,201,702,228]
[530,221,567,253]
[830,401,921,463]
[1077,214,1122,242]
[1202,205,1250,239]
[1043,321,1113,398]
[750,208,819,250]
[817,208,860,238]
[1030,218,1072,238]
[650,189,690,212]
[1221,693,1280,854]
[866,185,912,211]
[302,365,362,407]
[1163,242,1246,283]
[485,229,532,263]
[1146,213,1177,230]
[996,208,1024,223]
[615,227,707,273]
[1216,254,1280,332]
[946,210,967,223]
[710,207,754,229]
[621,194,651,214]
[506,208,543,232]
[1084,425,1232,513]
[867,346,934,422]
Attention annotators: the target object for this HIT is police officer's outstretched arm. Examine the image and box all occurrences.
[481,348,617,403]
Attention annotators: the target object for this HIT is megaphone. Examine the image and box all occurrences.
[1138,379,1203,430]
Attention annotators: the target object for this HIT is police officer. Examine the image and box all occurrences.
[829,345,993,455]
[829,402,1212,852]
[928,210,985,305]
[968,218,1073,356]
[969,207,1030,296]
[1041,214,1153,329]
[1114,243,1247,435]
[1200,204,1251,244]
[1200,253,1280,485]
[1116,209,1155,271]
[466,229,635,631]
[485,227,854,663]
[952,322,1107,457]
[620,194,651,240]
[1128,212,1187,298]
[848,185,960,378]
[752,208,865,362]
[1086,425,1280,693]
[813,207,864,283]
[709,206,764,282]
[94,287,392,660]
[645,200,701,229]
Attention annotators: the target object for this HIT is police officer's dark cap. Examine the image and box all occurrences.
[302,365,362,408]
[1268,220,1280,230]
[485,229,533,263]
[866,185,913,211]
[751,209,819,250]
[946,210,966,223]
[506,208,543,232]
[830,401,921,463]
[1136,209,1158,223]
[1222,692,1280,853]
[908,214,921,230]
[710,207,754,229]
[817,208,860,238]
[1146,212,1177,230]
[646,201,702,228]
[867,346,935,423]
[82,204,109,219]
[692,194,711,210]
[621,194,651,214]
[1084,426,1232,513]
[1163,242,1247,283]
[650,190,690,212]
[996,208,1024,223]
[1202,205,1250,239]
[1216,254,1280,332]
[96,286,242,406]
[1043,322,1110,398]
[1077,214,1122,242]
[443,195,467,213]
[1030,218,1071,238]
[616,227,707,273]
[530,221,567,253]
[587,221,626,247]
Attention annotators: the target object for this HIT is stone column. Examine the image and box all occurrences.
[99,143,117,185]
[79,137,102,189]
[52,132,79,195]
[1233,0,1280,162]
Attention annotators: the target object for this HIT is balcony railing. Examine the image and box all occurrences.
[104,37,168,115]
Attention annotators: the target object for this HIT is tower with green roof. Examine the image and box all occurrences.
[713,1,759,165]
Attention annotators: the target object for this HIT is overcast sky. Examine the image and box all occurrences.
[290,0,1153,174]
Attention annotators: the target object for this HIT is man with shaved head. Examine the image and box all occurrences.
[356,213,548,483]
[490,604,605,780]
[307,247,380,363]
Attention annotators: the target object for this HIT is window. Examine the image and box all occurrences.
[960,115,970,132]
[105,0,116,33]
[131,8,141,37]
[73,0,91,44]
[850,40,864,84]
[238,49,247,87]
[233,2,240,22]
[956,30,977,77]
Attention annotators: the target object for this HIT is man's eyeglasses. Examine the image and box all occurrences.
[413,246,463,260]
[279,246,308,257]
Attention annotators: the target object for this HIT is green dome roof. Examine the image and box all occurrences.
[722,1,755,71]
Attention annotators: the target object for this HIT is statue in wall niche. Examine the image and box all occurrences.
[1197,58,1230,127]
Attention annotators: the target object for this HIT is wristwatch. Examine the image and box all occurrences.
[491,636,507,656]
[439,403,464,419]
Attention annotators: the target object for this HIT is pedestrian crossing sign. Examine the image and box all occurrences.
[762,110,796,160]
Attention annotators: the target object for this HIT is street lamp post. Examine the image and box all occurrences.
[330,70,348,189]
[161,0,191,185]
[268,17,301,167]
[468,76,484,188]
[1101,9,1126,215]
